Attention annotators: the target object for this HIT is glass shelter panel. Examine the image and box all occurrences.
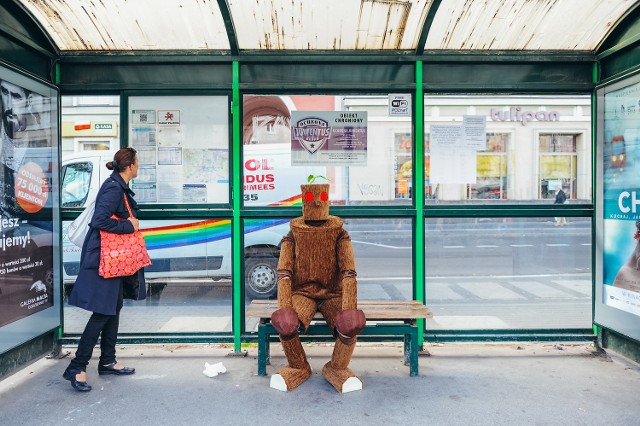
[424,95,592,205]
[61,95,120,156]
[128,96,229,205]
[63,217,233,334]
[244,218,413,331]
[424,217,592,331]
[242,95,412,206]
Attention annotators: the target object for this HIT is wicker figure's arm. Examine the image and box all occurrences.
[335,230,365,344]
[271,233,298,340]
[276,234,295,309]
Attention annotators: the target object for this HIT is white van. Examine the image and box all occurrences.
[61,149,322,299]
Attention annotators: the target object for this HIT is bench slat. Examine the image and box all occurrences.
[246,299,432,320]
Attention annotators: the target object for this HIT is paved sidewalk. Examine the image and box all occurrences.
[1,342,639,426]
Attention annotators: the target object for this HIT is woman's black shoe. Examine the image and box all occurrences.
[98,362,135,375]
[62,369,92,392]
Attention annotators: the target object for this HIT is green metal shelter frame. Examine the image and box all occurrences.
[1,0,640,366]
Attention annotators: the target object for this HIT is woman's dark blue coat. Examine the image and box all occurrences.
[69,171,146,315]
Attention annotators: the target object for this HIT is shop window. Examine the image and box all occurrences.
[468,133,509,200]
[539,134,577,199]
[395,133,412,199]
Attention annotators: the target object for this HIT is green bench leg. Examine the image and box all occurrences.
[258,323,269,376]
[265,331,271,368]
[408,326,419,377]
[403,333,410,366]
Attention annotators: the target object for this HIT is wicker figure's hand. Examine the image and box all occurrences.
[334,309,366,345]
[271,307,300,341]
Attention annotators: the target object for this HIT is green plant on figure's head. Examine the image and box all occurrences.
[307,174,330,184]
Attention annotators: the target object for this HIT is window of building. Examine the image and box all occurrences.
[539,133,578,199]
[468,133,509,200]
[77,140,113,151]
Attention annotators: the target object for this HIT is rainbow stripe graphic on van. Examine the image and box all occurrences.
[139,195,301,250]
[268,194,302,207]
[141,220,231,250]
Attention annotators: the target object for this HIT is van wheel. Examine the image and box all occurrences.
[245,256,278,299]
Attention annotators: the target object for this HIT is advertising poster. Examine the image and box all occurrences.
[290,111,367,166]
[602,79,640,317]
[0,76,55,328]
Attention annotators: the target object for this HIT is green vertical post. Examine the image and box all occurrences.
[414,61,426,347]
[232,61,242,352]
[591,61,598,336]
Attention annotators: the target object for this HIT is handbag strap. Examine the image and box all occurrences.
[123,193,134,218]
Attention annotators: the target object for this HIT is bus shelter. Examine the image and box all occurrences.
[1,0,640,378]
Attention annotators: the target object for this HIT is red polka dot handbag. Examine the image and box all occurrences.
[98,194,152,278]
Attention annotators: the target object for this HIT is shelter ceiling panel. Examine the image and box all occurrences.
[424,0,633,50]
[227,0,432,50]
[19,0,230,50]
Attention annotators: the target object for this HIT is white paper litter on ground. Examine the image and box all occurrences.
[203,362,227,377]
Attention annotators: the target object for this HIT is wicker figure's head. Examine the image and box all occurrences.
[301,183,330,221]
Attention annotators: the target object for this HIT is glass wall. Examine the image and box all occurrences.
[63,217,233,334]
[424,95,592,204]
[424,217,592,330]
[242,95,413,206]
[62,94,233,334]
[244,217,413,331]
[61,95,120,155]
[128,96,229,205]
[60,92,595,337]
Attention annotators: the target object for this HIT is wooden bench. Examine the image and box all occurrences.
[246,300,433,377]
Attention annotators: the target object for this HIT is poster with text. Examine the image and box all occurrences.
[602,79,640,317]
[291,111,367,166]
[0,77,54,328]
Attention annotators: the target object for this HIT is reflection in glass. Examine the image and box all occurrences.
[63,218,233,334]
[424,95,591,204]
[244,218,413,332]
[242,95,413,207]
[424,217,592,330]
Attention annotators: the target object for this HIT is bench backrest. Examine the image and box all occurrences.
[246,300,432,321]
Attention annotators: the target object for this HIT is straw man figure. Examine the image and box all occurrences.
[270,182,365,393]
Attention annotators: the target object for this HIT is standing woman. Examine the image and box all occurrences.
[63,147,147,392]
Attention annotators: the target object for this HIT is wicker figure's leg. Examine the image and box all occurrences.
[270,335,312,392]
[321,338,362,393]
[271,295,316,391]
